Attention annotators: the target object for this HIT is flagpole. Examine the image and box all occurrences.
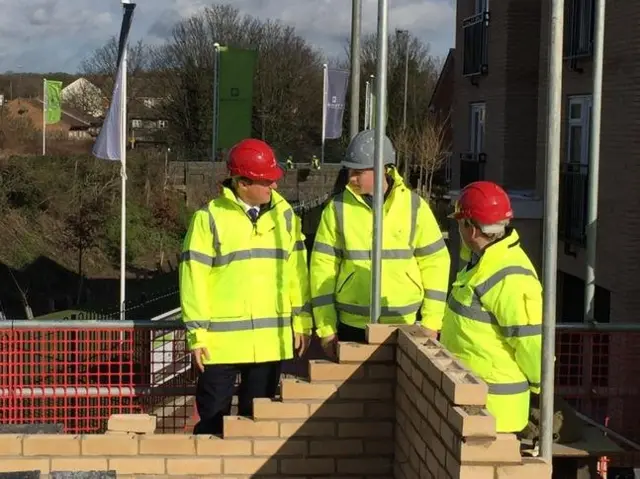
[42,79,46,156]
[211,43,220,163]
[321,63,327,164]
[119,0,129,320]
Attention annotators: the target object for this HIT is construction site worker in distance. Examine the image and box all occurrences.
[440,181,542,434]
[311,129,451,355]
[179,138,313,435]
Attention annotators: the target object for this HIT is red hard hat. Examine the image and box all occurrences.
[227,138,283,182]
[450,181,513,224]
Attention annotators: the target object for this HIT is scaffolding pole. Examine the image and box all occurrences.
[540,0,565,462]
[584,0,606,322]
[370,0,389,325]
[349,0,362,140]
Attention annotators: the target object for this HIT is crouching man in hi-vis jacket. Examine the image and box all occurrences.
[179,138,313,435]
[310,129,451,358]
[440,181,542,434]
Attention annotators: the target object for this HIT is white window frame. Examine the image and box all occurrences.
[131,119,142,129]
[566,95,592,165]
[469,102,486,160]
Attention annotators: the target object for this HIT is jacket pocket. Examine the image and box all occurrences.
[337,272,355,294]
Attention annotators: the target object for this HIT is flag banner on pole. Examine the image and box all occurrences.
[92,3,136,161]
[217,46,257,149]
[324,68,350,140]
[44,80,62,125]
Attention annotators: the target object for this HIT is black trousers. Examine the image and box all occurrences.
[193,361,282,435]
[337,321,367,343]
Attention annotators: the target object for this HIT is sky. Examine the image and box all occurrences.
[0,0,456,74]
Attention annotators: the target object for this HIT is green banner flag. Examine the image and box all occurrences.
[44,79,63,125]
[216,46,257,149]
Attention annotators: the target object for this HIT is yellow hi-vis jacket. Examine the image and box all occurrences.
[440,228,542,433]
[179,185,313,365]
[310,167,451,337]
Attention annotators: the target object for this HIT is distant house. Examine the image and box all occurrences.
[61,78,104,118]
[5,98,101,140]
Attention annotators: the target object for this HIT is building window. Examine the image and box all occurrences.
[132,119,142,129]
[158,120,168,129]
[564,0,595,62]
[461,102,486,187]
[469,102,486,159]
[566,95,592,165]
[559,95,591,247]
[462,3,489,78]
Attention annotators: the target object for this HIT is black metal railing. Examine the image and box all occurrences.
[462,11,489,77]
[559,162,588,246]
[564,0,594,64]
[460,154,486,188]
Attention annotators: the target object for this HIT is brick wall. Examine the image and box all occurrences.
[168,161,344,208]
[2,325,550,478]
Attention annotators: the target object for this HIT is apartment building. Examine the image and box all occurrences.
[449,0,640,325]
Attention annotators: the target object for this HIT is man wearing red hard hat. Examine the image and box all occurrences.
[179,138,312,435]
[439,181,542,435]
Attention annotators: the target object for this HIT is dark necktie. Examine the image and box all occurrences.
[247,207,259,223]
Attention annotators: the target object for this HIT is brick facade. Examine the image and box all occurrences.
[3,325,551,478]
[452,0,542,191]
[535,0,640,326]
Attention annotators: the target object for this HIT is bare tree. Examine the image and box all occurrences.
[412,112,451,199]
[341,32,440,139]
[80,36,151,110]
[148,4,324,157]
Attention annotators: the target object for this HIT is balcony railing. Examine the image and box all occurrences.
[459,153,486,188]
[564,0,595,65]
[462,11,489,77]
[559,162,588,246]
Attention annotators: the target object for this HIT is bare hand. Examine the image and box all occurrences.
[320,334,338,361]
[192,347,210,373]
[294,333,311,358]
[422,328,439,339]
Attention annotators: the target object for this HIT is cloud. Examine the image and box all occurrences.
[0,0,455,74]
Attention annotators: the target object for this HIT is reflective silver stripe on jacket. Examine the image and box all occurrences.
[336,301,421,317]
[313,191,445,260]
[185,315,292,332]
[486,380,531,395]
[447,266,540,338]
